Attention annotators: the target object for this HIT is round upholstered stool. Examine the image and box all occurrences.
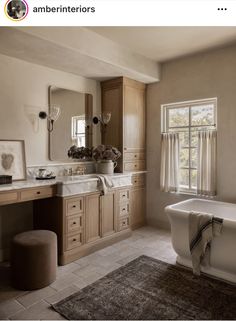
[11,230,57,290]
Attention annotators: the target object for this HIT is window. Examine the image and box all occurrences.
[161,98,217,193]
[71,115,86,147]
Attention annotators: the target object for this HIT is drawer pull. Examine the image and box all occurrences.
[72,205,76,208]
[36,191,41,195]
[73,238,77,242]
[122,194,126,197]
[134,164,137,167]
[134,180,137,183]
[122,208,126,211]
[134,154,137,158]
[73,221,77,225]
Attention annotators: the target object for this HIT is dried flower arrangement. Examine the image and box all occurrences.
[92,145,121,161]
[68,146,93,160]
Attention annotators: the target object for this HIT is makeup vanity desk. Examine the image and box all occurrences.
[0,174,139,265]
[0,180,57,206]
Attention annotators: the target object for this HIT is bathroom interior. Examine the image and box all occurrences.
[0,27,236,320]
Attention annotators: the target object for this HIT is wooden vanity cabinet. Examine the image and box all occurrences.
[101,77,147,229]
[101,77,146,172]
[34,188,131,265]
[85,193,101,244]
[101,191,117,237]
[130,173,146,229]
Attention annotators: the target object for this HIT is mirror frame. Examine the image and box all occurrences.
[48,86,93,161]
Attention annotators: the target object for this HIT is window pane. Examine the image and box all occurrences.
[180,169,189,188]
[190,148,197,168]
[180,148,189,167]
[168,107,189,127]
[191,104,214,126]
[179,131,189,147]
[190,169,197,189]
[191,131,198,147]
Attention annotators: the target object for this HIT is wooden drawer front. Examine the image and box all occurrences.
[119,189,130,203]
[66,215,83,234]
[119,203,130,217]
[0,191,18,205]
[132,174,145,187]
[124,152,145,161]
[66,198,84,216]
[124,161,145,172]
[66,233,83,250]
[20,186,54,201]
[119,217,130,231]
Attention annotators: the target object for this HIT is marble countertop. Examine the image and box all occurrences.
[0,179,58,192]
[0,172,136,193]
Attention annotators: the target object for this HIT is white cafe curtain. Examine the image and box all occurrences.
[160,133,179,192]
[197,130,217,196]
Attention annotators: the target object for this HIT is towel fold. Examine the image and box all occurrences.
[189,211,223,275]
[94,174,114,195]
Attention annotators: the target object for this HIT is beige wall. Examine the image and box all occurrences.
[0,53,101,165]
[0,53,101,260]
[146,43,236,229]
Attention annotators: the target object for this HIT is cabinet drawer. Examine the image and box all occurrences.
[66,214,83,234]
[124,152,145,161]
[124,161,145,172]
[119,202,130,217]
[66,197,84,216]
[20,186,55,201]
[66,232,83,250]
[0,191,18,205]
[132,174,145,187]
[119,217,130,230]
[119,189,130,203]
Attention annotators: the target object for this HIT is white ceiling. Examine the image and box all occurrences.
[89,27,236,62]
[1,27,236,84]
[0,27,160,83]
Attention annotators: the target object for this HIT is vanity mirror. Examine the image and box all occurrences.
[49,86,93,161]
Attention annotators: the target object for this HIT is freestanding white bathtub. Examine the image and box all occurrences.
[165,198,236,283]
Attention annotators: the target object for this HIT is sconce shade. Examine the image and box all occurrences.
[92,112,111,135]
[49,106,61,122]
[101,112,111,125]
[38,106,61,132]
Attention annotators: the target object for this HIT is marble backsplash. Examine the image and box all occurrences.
[27,161,96,179]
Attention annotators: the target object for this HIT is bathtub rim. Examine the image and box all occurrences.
[165,198,236,223]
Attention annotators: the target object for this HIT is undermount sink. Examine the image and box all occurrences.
[56,173,132,197]
[56,175,99,196]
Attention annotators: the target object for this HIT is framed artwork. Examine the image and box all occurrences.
[0,140,27,181]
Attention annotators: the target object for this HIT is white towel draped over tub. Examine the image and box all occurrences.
[189,211,223,275]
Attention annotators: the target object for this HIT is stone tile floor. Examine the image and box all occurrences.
[0,226,176,320]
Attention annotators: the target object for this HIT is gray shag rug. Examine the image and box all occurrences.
[52,255,236,320]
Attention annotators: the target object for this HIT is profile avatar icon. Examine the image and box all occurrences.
[5,0,28,21]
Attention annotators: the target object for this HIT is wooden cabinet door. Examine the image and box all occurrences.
[102,85,122,149]
[130,188,146,229]
[124,85,145,151]
[101,192,117,237]
[85,193,102,243]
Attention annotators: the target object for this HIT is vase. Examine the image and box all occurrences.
[96,160,117,174]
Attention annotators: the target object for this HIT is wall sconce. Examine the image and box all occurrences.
[24,105,41,133]
[93,112,111,134]
[39,106,61,132]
